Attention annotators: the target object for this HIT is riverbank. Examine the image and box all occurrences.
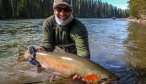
[126,18,146,25]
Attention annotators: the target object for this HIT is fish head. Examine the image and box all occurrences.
[97,78,119,84]
[98,74,120,84]
[17,45,32,63]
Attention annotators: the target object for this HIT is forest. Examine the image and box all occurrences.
[0,0,129,19]
[129,0,146,19]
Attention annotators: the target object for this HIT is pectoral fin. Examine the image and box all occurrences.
[37,65,45,73]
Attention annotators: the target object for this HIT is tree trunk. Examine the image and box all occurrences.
[10,0,14,17]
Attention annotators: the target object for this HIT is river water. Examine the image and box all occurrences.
[0,19,146,84]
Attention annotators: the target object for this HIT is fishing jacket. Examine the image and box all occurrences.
[41,15,90,59]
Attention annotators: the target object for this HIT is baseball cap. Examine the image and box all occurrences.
[53,0,72,9]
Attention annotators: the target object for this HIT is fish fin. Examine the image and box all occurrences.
[83,74,101,83]
[17,45,27,63]
[37,65,45,73]
[17,55,26,62]
[54,46,66,53]
[18,44,27,55]
[49,72,58,82]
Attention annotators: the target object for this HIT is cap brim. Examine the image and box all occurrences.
[53,2,71,9]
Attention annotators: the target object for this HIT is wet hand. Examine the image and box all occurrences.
[71,74,84,84]
[72,74,81,80]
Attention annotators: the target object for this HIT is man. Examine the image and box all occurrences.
[39,0,90,59]
[37,0,91,82]
[41,0,90,58]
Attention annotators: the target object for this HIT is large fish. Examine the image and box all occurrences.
[17,46,119,83]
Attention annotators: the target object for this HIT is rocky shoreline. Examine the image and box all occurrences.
[126,18,146,25]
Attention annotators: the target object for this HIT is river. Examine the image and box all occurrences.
[0,18,146,84]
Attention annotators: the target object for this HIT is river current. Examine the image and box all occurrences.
[0,18,146,84]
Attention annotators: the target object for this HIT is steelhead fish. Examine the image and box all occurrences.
[17,46,119,83]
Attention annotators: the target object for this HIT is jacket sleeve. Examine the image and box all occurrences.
[41,19,55,51]
[70,21,90,59]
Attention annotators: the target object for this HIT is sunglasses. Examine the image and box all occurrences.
[55,7,71,13]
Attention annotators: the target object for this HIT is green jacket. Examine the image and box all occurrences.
[42,15,90,59]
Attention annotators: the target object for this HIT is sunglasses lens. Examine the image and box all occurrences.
[56,7,71,12]
[56,8,62,12]
[64,8,71,12]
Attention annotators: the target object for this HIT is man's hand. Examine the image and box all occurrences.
[70,74,85,84]
[72,74,81,80]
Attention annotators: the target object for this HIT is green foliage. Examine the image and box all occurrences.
[129,0,146,18]
[19,0,25,8]
[18,0,27,18]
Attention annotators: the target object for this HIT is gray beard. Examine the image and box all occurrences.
[55,14,73,26]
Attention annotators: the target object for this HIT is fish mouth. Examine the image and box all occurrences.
[99,76,120,84]
[110,75,120,81]
[98,79,116,84]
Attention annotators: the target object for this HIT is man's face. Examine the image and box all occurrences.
[54,4,72,21]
